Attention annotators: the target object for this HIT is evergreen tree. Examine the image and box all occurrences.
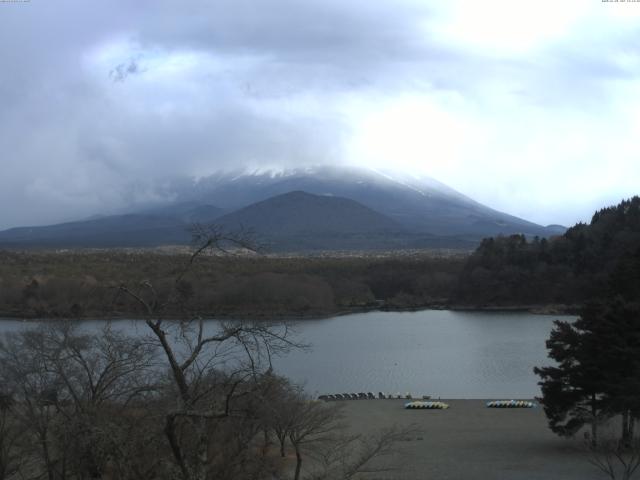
[458,196,640,306]
[534,314,610,445]
[535,299,640,446]
[591,300,640,445]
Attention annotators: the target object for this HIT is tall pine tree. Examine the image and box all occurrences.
[535,299,640,446]
[534,312,610,446]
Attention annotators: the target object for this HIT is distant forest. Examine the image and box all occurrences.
[0,252,464,319]
[457,196,640,307]
[0,197,639,319]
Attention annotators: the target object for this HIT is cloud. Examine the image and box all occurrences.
[0,0,638,228]
[110,59,144,82]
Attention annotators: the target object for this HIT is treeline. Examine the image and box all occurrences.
[0,251,465,319]
[532,202,640,457]
[457,196,640,307]
[2,197,639,319]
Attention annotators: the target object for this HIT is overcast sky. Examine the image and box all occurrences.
[1,0,639,229]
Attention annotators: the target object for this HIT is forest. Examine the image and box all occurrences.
[0,196,639,319]
[0,250,465,319]
[530,199,640,474]
[457,196,640,307]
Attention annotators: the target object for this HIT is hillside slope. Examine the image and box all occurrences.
[0,166,564,250]
[180,166,558,238]
[215,191,433,251]
[0,203,225,248]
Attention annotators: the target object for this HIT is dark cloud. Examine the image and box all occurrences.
[0,0,443,228]
[0,0,637,229]
[110,59,143,82]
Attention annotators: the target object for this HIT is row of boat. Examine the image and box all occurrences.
[318,392,431,401]
[486,400,536,408]
[319,394,536,409]
[405,401,449,409]
[403,400,537,410]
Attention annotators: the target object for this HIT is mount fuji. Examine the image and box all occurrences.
[0,166,564,251]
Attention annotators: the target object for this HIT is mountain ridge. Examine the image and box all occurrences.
[216,190,402,235]
[0,166,565,250]
[179,165,558,237]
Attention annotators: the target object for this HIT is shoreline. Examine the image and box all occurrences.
[0,303,580,322]
[0,303,579,322]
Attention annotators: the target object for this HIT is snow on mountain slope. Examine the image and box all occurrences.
[176,165,554,237]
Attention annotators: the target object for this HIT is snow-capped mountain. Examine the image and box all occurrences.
[177,165,555,238]
[0,165,563,250]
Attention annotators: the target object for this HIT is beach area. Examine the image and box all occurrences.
[341,399,603,480]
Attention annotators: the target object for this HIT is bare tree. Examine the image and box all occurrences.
[117,225,303,480]
[0,393,24,480]
[588,436,640,480]
[287,399,345,480]
[309,425,419,480]
[258,373,301,458]
[282,393,419,480]
[0,327,70,480]
[0,322,159,480]
[0,225,414,480]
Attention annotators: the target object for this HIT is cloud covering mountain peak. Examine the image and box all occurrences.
[0,0,638,229]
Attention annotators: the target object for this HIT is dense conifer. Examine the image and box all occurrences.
[535,252,640,446]
[458,196,640,306]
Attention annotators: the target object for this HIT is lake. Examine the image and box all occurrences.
[0,310,570,399]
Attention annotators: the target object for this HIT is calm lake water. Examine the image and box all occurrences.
[0,310,571,399]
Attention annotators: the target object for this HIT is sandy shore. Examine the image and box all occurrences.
[340,399,603,480]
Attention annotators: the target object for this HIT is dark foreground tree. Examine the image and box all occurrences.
[0,392,23,480]
[587,435,640,480]
[534,314,610,445]
[116,225,304,480]
[535,299,640,446]
[589,300,640,446]
[0,322,160,480]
